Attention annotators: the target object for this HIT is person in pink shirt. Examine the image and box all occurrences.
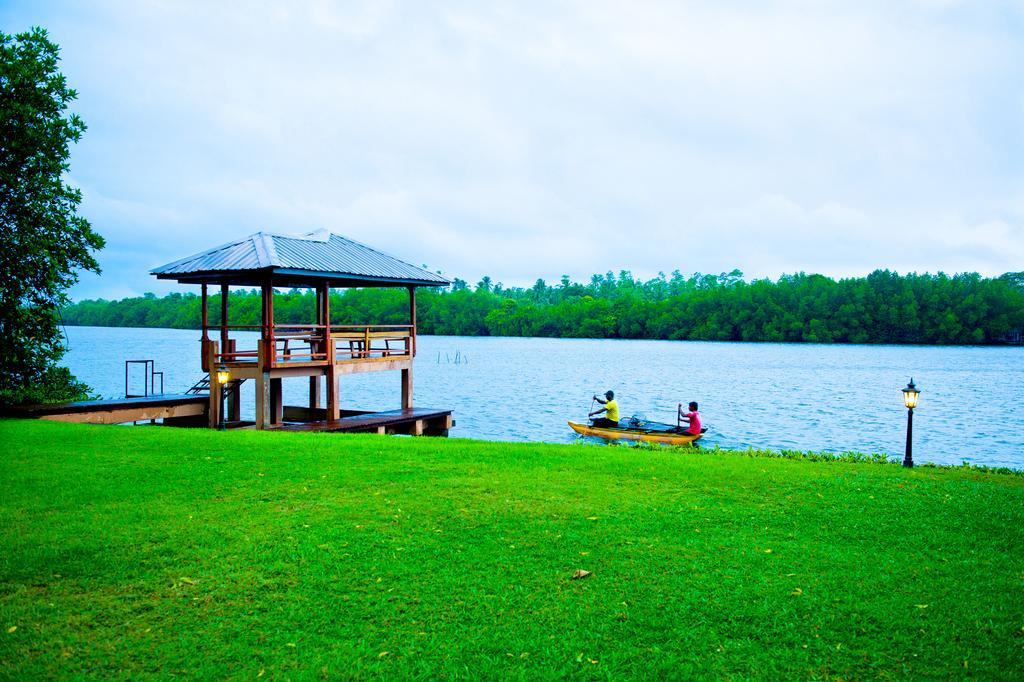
[677,401,702,435]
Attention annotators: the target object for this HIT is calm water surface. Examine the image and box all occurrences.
[63,326,1024,468]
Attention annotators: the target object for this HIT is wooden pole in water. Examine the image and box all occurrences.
[401,367,412,410]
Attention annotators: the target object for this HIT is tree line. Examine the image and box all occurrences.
[62,269,1024,345]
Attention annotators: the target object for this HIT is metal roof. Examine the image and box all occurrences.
[150,229,450,288]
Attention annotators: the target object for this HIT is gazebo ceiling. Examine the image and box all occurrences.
[151,229,450,288]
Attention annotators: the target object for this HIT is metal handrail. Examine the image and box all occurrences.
[125,359,163,397]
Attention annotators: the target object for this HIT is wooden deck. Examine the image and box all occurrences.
[5,394,209,425]
[4,396,454,436]
[273,408,453,436]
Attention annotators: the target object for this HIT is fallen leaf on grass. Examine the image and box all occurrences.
[378,651,390,658]
[571,569,592,580]
[791,588,803,596]
[915,604,929,609]
[7,626,16,634]
[179,577,196,585]
[764,549,773,554]
[586,516,599,521]
[257,669,265,677]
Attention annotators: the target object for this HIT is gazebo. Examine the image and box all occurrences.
[151,229,450,432]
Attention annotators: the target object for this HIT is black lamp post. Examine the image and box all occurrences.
[901,378,920,467]
[216,364,230,431]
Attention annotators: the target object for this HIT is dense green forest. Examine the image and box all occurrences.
[63,270,1024,345]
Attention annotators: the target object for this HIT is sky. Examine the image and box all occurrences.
[3,0,1023,300]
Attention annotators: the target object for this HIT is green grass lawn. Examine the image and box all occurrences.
[1,420,1022,679]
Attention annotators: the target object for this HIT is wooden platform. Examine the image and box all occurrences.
[273,407,454,436]
[5,394,209,425]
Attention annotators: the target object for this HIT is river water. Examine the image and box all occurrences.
[62,326,1023,469]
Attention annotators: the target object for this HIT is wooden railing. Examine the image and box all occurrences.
[331,325,413,362]
[205,324,414,369]
[273,324,330,364]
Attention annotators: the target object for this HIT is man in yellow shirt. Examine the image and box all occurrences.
[589,390,620,428]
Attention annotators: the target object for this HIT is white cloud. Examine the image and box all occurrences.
[1,0,1020,298]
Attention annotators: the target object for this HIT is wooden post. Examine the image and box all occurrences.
[315,286,323,327]
[201,284,210,340]
[262,280,275,369]
[220,284,229,355]
[260,283,268,339]
[404,285,414,409]
[207,341,221,429]
[308,376,322,409]
[227,339,240,422]
[323,280,339,420]
[326,337,339,420]
[255,341,271,429]
[267,277,275,353]
[270,378,283,425]
[401,368,412,410]
[322,280,331,338]
[309,281,323,409]
[408,286,417,357]
[200,284,210,371]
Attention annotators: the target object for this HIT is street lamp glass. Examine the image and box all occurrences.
[902,378,920,409]
[216,365,230,385]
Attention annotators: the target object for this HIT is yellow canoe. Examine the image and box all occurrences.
[568,421,703,446]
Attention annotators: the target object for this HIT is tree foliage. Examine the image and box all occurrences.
[63,269,1024,346]
[0,28,103,405]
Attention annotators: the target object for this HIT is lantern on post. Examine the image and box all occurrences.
[901,378,920,467]
[217,364,230,431]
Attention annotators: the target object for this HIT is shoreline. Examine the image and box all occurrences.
[4,416,1022,475]
[58,323,1024,348]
